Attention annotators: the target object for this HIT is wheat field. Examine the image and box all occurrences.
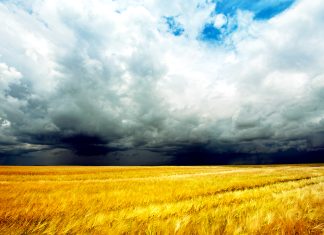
[0,165,323,234]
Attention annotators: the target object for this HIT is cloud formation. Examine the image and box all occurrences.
[0,0,324,163]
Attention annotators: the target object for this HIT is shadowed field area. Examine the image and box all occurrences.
[0,165,323,234]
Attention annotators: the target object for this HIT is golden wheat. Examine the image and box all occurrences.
[0,165,323,234]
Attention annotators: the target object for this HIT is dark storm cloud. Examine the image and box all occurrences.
[0,0,324,164]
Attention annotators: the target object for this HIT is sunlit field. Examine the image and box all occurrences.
[0,165,323,234]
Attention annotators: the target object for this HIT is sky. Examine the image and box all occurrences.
[0,0,324,165]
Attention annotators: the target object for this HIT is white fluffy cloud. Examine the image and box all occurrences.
[213,14,227,29]
[0,0,324,156]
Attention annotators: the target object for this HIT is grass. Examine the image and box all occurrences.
[0,164,323,234]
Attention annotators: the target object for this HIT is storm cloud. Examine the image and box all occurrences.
[0,0,324,164]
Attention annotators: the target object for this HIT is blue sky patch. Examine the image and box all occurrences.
[164,16,184,36]
[200,23,222,42]
[254,1,295,20]
[200,0,296,42]
[214,0,295,20]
